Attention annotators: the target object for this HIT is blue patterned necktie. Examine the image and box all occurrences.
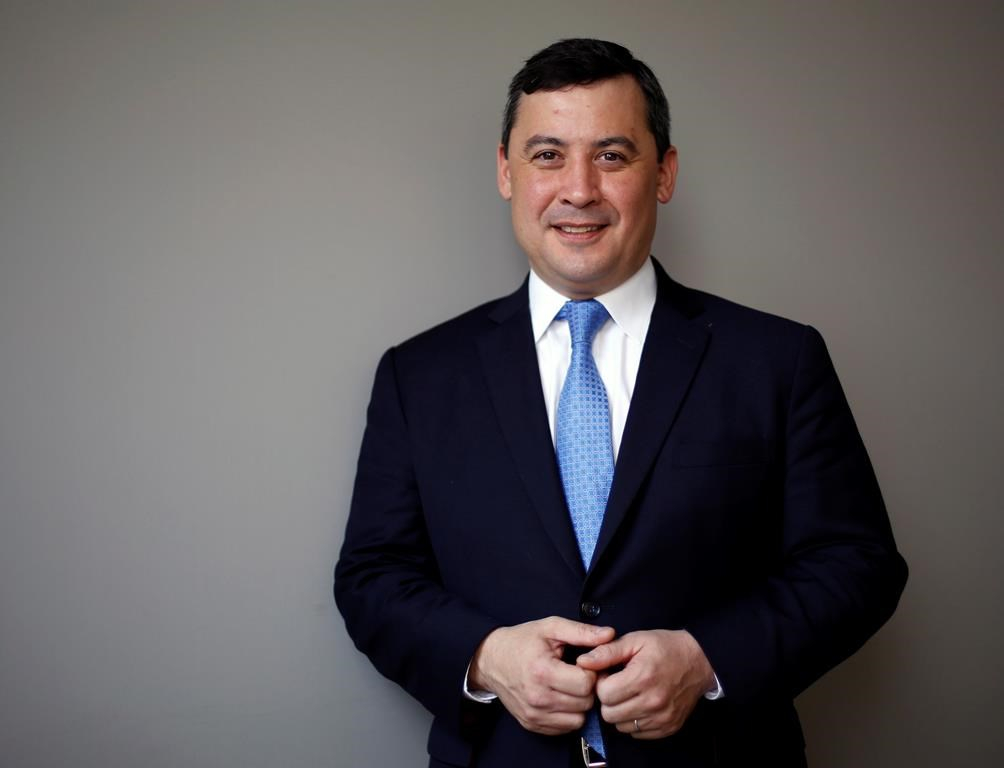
[555,299,614,757]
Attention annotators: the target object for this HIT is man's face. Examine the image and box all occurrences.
[497,76,677,299]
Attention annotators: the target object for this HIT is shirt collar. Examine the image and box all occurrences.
[528,258,657,344]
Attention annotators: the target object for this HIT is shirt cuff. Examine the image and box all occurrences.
[704,672,725,700]
[463,659,497,703]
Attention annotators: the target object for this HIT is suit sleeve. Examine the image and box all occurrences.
[686,325,908,703]
[334,348,499,725]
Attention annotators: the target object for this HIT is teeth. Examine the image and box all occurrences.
[559,225,600,233]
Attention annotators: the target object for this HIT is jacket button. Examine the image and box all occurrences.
[580,601,601,619]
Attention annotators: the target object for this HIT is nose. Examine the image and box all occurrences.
[559,157,601,208]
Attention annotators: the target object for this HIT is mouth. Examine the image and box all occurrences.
[552,222,609,242]
[556,224,604,234]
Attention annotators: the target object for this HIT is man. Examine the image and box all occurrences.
[335,39,906,767]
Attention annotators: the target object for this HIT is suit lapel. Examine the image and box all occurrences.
[477,282,585,580]
[591,264,711,570]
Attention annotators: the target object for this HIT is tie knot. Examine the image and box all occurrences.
[558,300,609,347]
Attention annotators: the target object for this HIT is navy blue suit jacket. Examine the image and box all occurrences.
[335,259,907,767]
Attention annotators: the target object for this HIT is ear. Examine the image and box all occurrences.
[497,143,513,200]
[656,146,678,204]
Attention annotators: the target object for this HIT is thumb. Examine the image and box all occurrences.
[541,617,615,648]
[575,634,634,671]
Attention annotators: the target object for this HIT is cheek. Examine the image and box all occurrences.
[519,180,552,212]
[511,195,538,227]
[610,182,657,229]
[509,197,545,245]
[615,178,653,204]
[511,169,554,199]
[602,178,638,208]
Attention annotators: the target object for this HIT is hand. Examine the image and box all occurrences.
[576,629,714,739]
[469,617,615,735]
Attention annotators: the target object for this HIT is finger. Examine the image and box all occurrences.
[546,658,599,698]
[599,693,645,724]
[521,709,588,736]
[576,635,636,671]
[614,715,650,735]
[610,713,677,740]
[594,660,642,703]
[541,617,615,648]
[594,686,642,722]
[534,687,595,715]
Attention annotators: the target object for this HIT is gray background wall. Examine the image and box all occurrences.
[1,1,1001,765]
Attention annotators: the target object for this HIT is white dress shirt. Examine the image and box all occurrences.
[465,259,723,701]
[529,259,656,460]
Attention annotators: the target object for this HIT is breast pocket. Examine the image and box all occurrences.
[665,439,777,521]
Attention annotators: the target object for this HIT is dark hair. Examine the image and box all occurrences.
[501,38,670,159]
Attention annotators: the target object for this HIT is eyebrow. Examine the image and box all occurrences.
[597,135,639,154]
[522,135,566,153]
[521,134,640,155]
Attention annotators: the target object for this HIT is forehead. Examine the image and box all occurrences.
[510,76,651,146]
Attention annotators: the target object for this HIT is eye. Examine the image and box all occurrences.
[532,150,561,163]
[598,151,626,164]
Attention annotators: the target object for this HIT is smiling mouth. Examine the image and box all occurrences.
[556,224,604,234]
